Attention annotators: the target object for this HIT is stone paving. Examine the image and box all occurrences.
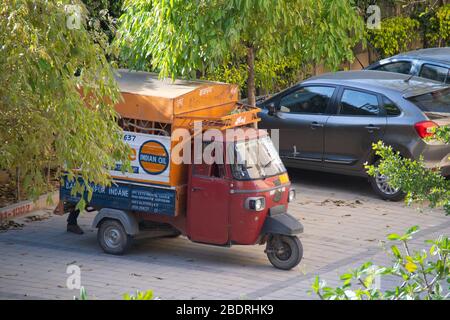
[0,169,449,300]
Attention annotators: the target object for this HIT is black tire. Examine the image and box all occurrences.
[369,160,404,201]
[97,219,132,255]
[266,235,303,270]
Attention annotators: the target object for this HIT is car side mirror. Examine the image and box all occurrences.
[268,102,277,116]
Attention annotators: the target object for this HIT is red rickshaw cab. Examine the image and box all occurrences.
[184,128,303,269]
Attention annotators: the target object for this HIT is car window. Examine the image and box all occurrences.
[382,96,401,116]
[279,86,335,114]
[408,88,450,114]
[193,141,225,178]
[339,89,380,116]
[419,64,449,83]
[374,61,412,74]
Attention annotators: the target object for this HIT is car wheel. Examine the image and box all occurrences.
[369,160,404,201]
[98,219,132,255]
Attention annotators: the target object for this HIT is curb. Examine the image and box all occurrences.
[0,191,59,222]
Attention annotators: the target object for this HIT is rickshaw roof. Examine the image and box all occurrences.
[115,69,225,99]
[113,69,241,124]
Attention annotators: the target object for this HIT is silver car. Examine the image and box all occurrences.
[366,47,450,84]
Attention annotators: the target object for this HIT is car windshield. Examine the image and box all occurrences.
[408,88,450,115]
[229,136,286,180]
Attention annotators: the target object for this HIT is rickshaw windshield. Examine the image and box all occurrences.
[229,136,286,180]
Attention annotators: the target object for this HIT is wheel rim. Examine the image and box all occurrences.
[375,172,400,195]
[275,241,292,261]
[104,226,122,249]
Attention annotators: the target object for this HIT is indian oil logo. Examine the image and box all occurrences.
[139,140,169,175]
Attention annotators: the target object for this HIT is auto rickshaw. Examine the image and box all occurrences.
[59,69,304,270]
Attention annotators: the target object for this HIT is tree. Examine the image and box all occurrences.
[0,0,130,205]
[116,0,365,106]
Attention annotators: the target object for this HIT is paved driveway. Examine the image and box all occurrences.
[0,169,449,300]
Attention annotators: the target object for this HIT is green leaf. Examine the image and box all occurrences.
[406,226,420,236]
[387,233,401,241]
[391,245,402,259]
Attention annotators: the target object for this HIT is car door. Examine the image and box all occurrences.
[324,87,387,172]
[260,85,336,165]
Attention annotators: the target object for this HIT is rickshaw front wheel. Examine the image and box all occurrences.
[266,235,303,270]
[97,219,132,255]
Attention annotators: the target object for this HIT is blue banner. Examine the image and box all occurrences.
[60,178,176,216]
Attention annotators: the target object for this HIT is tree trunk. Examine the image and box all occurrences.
[246,46,256,107]
[16,167,20,201]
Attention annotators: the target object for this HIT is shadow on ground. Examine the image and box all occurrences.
[287,167,377,200]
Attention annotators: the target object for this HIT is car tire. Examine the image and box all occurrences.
[97,219,132,255]
[369,160,405,201]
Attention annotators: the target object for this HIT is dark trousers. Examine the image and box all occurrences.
[67,209,80,226]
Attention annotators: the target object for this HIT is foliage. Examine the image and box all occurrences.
[116,0,365,105]
[434,126,450,143]
[81,0,122,49]
[312,227,450,300]
[204,54,306,96]
[0,0,130,207]
[78,286,88,300]
[75,287,154,300]
[81,0,125,64]
[123,290,154,300]
[366,141,450,215]
[204,64,248,93]
[316,125,450,300]
[367,16,420,58]
[425,4,450,47]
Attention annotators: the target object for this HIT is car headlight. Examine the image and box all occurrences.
[288,189,296,202]
[245,197,266,211]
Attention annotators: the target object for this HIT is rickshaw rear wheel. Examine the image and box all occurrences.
[98,219,132,255]
[266,235,303,270]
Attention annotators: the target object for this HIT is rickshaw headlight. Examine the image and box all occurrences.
[288,189,296,202]
[245,197,266,211]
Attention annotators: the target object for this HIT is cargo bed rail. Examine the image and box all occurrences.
[175,103,260,131]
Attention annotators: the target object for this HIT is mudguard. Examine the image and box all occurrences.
[92,208,139,236]
[261,212,304,236]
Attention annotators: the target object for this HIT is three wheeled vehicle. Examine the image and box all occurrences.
[59,70,304,270]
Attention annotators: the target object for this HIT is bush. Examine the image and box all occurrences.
[76,287,154,300]
[203,54,306,98]
[366,140,450,216]
[367,16,420,58]
[425,4,450,47]
[312,227,450,300]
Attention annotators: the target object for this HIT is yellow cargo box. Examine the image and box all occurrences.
[115,69,240,124]
[112,70,260,192]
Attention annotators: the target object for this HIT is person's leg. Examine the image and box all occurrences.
[67,209,84,234]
